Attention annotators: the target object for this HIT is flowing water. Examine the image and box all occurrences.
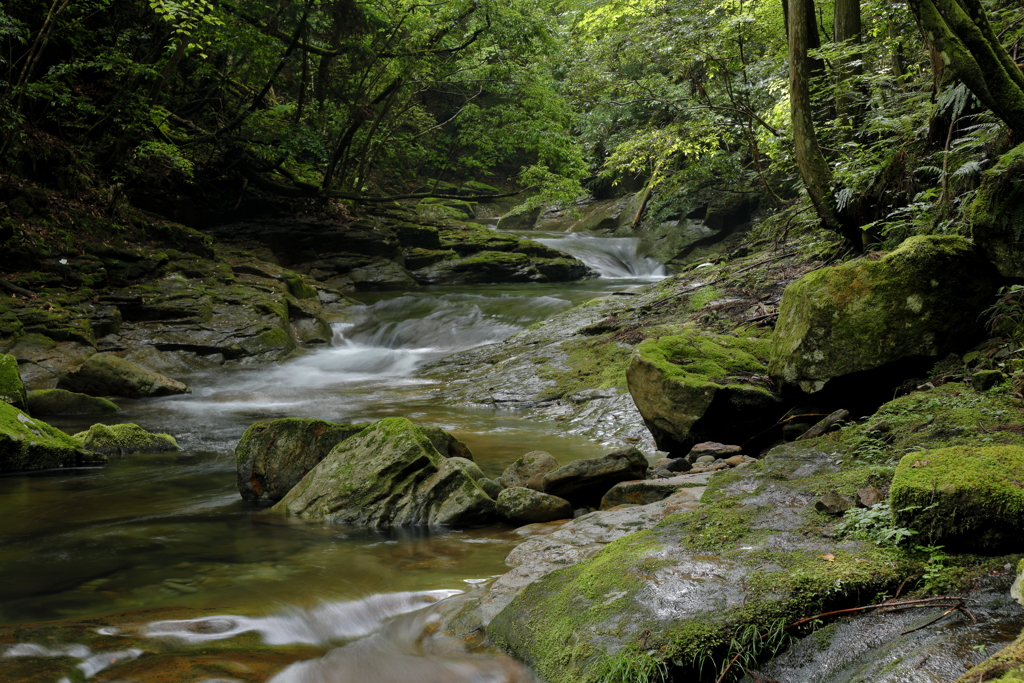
[0,235,668,682]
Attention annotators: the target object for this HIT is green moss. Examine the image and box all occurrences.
[891,445,1024,551]
[281,272,318,299]
[0,353,28,411]
[0,402,92,471]
[969,142,1024,278]
[74,423,180,455]
[537,334,634,397]
[27,389,118,415]
[953,629,1024,683]
[635,327,772,396]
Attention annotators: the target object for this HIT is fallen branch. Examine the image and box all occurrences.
[0,279,34,297]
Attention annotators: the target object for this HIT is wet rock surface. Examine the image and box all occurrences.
[541,447,649,508]
[58,353,190,398]
[235,418,367,502]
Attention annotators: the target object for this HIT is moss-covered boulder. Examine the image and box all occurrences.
[74,423,179,455]
[419,425,474,460]
[968,143,1024,278]
[235,418,365,502]
[769,235,996,394]
[271,417,497,527]
[27,389,119,415]
[496,487,573,524]
[58,353,191,398]
[626,327,781,455]
[953,628,1024,683]
[0,402,96,471]
[0,353,28,412]
[541,448,649,508]
[891,445,1024,553]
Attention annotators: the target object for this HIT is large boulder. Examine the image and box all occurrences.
[271,418,497,527]
[74,423,180,455]
[626,327,781,455]
[496,487,573,524]
[58,353,191,398]
[0,402,97,471]
[541,447,649,508]
[891,445,1024,553]
[769,235,996,394]
[0,353,28,412]
[498,451,560,491]
[968,143,1024,278]
[27,388,119,415]
[236,418,366,502]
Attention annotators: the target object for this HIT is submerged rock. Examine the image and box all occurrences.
[271,418,496,527]
[769,235,996,394]
[496,488,573,524]
[0,353,28,412]
[891,445,1024,553]
[541,447,648,508]
[235,418,366,502]
[0,402,96,471]
[27,388,119,415]
[74,423,179,455]
[626,327,781,454]
[58,353,190,398]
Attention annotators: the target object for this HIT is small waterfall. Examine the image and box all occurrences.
[534,234,668,280]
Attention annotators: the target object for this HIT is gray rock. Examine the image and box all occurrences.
[27,389,118,415]
[235,418,365,502]
[58,353,190,398]
[478,478,503,500]
[856,486,884,508]
[688,441,742,459]
[815,489,853,515]
[541,447,648,507]
[0,353,28,412]
[496,487,573,524]
[271,418,496,527]
[600,474,709,509]
[420,425,474,460]
[694,455,716,465]
[1013,559,1023,607]
[448,457,486,482]
[498,450,559,491]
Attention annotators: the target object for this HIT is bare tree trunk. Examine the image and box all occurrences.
[834,0,863,132]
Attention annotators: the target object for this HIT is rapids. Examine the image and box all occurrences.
[0,233,667,682]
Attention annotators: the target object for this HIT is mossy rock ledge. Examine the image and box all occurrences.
[891,445,1024,553]
[485,440,908,683]
[270,417,496,527]
[74,423,180,455]
[0,402,97,472]
[235,418,367,502]
[769,235,996,394]
[27,388,119,415]
[625,326,781,455]
[58,353,190,398]
[0,352,28,412]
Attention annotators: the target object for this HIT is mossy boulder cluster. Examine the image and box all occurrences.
[769,235,996,394]
[626,327,781,455]
[74,423,180,455]
[271,417,496,527]
[0,401,96,471]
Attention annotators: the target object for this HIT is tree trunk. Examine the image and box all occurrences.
[834,0,863,131]
[908,0,1024,139]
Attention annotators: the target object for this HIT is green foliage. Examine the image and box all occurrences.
[836,503,917,547]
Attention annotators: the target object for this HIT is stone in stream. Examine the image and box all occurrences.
[27,388,119,415]
[626,326,782,455]
[58,353,190,398]
[541,447,649,508]
[0,353,28,412]
[496,487,573,524]
[497,450,560,491]
[891,445,1024,553]
[0,402,98,472]
[74,423,180,455]
[271,417,496,527]
[769,235,996,394]
[235,418,367,502]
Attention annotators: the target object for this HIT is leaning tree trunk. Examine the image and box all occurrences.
[908,0,1024,139]
[788,0,859,243]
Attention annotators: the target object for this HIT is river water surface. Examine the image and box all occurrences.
[0,235,667,682]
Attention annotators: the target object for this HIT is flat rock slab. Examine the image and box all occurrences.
[600,473,711,509]
[58,353,190,398]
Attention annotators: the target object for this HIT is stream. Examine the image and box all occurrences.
[0,235,667,682]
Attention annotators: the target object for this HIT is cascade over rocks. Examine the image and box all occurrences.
[769,235,996,394]
[58,353,190,398]
[271,418,496,527]
[0,401,97,471]
[235,418,367,502]
[626,327,782,455]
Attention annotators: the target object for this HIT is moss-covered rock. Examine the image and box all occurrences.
[280,272,318,299]
[235,418,365,502]
[419,424,474,461]
[891,445,1024,553]
[953,628,1024,683]
[498,450,559,491]
[542,448,649,508]
[27,388,118,415]
[0,402,96,471]
[417,198,477,221]
[271,417,497,527]
[626,326,781,455]
[0,353,28,412]
[57,353,190,398]
[769,235,997,393]
[968,142,1024,278]
[74,422,179,455]
[496,487,573,524]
